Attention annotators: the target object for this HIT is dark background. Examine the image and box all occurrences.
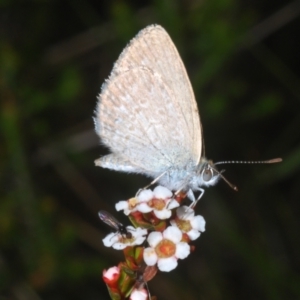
[1,0,300,299]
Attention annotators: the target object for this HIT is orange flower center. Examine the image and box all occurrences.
[118,234,134,244]
[155,239,176,258]
[149,198,166,210]
[128,197,138,209]
[175,218,192,233]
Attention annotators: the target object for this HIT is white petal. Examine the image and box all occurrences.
[130,288,148,300]
[147,231,163,247]
[133,227,148,237]
[126,225,136,232]
[175,242,190,259]
[143,247,158,266]
[112,242,127,250]
[137,189,153,202]
[117,227,147,246]
[134,235,147,245]
[137,203,153,213]
[191,215,206,232]
[123,208,132,216]
[153,208,171,220]
[163,226,182,244]
[102,233,118,247]
[153,186,172,199]
[157,257,178,272]
[187,229,201,241]
[115,200,128,211]
[132,228,148,245]
[167,199,180,210]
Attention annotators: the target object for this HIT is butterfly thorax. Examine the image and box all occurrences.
[157,157,220,192]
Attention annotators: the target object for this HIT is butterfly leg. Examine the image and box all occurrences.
[194,188,205,207]
[187,188,205,208]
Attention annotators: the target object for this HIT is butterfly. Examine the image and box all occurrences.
[94,24,281,205]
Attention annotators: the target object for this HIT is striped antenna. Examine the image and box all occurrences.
[215,158,282,165]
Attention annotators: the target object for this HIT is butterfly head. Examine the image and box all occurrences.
[199,160,220,187]
[197,159,238,191]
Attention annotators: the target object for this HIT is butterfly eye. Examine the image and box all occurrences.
[203,168,213,182]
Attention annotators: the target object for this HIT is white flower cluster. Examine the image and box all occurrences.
[101,186,206,273]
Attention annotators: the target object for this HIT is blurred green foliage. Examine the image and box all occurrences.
[1,0,299,299]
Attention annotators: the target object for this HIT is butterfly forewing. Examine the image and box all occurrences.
[111,25,201,161]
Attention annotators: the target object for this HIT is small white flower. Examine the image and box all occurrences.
[130,288,148,300]
[170,206,206,240]
[143,226,190,272]
[102,226,147,250]
[137,186,179,219]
